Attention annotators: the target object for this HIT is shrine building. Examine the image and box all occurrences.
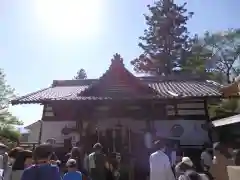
[12,54,223,154]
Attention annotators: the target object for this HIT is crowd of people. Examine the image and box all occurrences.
[150,140,240,180]
[0,139,239,180]
[0,142,120,180]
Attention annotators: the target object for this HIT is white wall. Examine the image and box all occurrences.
[154,120,209,145]
[41,119,209,146]
[41,121,76,143]
[97,118,209,145]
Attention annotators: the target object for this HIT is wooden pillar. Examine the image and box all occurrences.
[204,99,212,142]
[38,120,43,145]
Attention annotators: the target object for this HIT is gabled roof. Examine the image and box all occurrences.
[80,54,157,97]
[11,54,223,105]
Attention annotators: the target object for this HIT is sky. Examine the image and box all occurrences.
[1,0,240,126]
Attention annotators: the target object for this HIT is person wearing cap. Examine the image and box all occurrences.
[177,157,208,180]
[149,139,175,180]
[175,157,194,178]
[87,143,107,180]
[63,159,82,180]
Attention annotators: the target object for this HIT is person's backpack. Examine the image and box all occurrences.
[183,170,201,180]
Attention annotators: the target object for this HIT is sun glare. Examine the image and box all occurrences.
[34,0,103,39]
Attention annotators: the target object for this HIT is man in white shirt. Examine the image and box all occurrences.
[150,139,175,180]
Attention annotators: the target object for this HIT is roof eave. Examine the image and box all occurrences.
[11,94,224,105]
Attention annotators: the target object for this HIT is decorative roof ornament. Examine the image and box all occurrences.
[110,53,124,70]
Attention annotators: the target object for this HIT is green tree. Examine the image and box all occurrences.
[0,69,22,142]
[179,30,240,118]
[73,68,87,79]
[203,29,240,83]
[131,0,193,75]
[181,35,212,75]
[180,35,224,82]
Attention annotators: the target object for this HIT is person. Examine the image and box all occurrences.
[149,139,175,180]
[49,152,61,166]
[175,157,193,178]
[8,147,24,163]
[171,143,179,168]
[210,142,234,180]
[69,147,83,172]
[63,159,82,180]
[0,144,9,180]
[20,143,61,180]
[233,149,240,165]
[201,143,213,172]
[5,147,23,180]
[87,143,107,180]
[177,157,208,180]
[11,150,33,180]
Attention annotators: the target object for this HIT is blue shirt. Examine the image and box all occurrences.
[63,171,82,180]
[21,164,62,180]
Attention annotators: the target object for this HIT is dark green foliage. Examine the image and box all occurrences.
[131,0,193,75]
[209,98,239,118]
[73,68,87,79]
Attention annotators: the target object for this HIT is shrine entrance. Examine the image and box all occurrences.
[78,116,153,180]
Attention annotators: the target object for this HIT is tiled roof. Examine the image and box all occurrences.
[11,54,223,105]
[11,78,222,105]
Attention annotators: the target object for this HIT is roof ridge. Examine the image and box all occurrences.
[52,79,97,87]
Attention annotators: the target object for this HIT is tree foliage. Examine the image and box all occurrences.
[182,30,240,118]
[131,0,193,75]
[0,69,22,143]
[181,29,240,83]
[180,35,214,76]
[73,68,87,80]
[203,29,240,83]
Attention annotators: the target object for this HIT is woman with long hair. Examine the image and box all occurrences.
[10,149,32,180]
